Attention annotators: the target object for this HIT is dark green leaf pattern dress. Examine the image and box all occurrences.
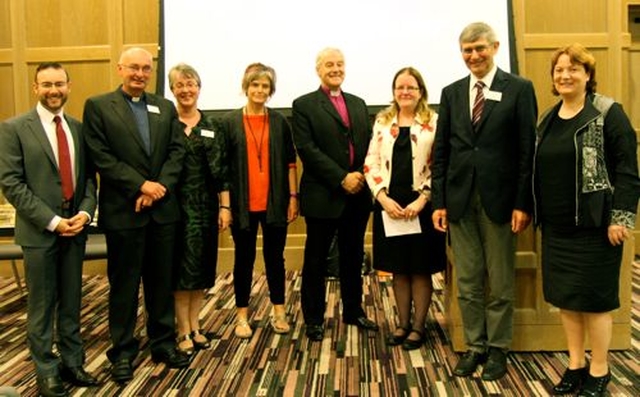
[174,112,229,290]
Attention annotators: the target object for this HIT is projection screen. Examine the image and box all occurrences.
[162,0,514,110]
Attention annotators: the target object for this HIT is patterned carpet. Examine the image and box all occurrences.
[0,263,638,396]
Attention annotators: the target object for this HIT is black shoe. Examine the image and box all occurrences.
[343,316,379,331]
[151,348,190,368]
[553,366,588,394]
[37,375,67,397]
[305,324,324,341]
[577,371,611,397]
[453,350,486,377]
[481,348,508,381]
[401,329,425,351]
[111,358,133,383]
[385,326,411,346]
[60,365,99,386]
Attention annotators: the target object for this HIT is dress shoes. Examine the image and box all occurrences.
[151,348,190,368]
[481,348,508,381]
[111,358,133,383]
[305,324,324,341]
[60,365,99,386]
[343,316,379,331]
[577,371,611,397]
[453,350,486,377]
[37,375,67,397]
[553,366,588,394]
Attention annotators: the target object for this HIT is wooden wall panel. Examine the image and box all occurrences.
[0,0,11,48]
[25,0,108,46]
[123,0,159,44]
[524,0,608,33]
[0,65,15,120]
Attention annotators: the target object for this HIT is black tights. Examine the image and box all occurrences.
[392,274,434,339]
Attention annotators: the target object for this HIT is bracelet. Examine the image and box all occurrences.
[290,192,298,198]
[220,205,231,210]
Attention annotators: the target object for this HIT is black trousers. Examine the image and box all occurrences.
[231,211,288,307]
[300,204,370,325]
[105,221,177,362]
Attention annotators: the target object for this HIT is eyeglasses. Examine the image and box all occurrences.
[173,81,199,90]
[394,86,420,92]
[38,81,68,89]
[461,45,490,55]
[122,64,153,74]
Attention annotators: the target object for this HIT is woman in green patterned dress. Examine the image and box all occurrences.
[169,63,231,354]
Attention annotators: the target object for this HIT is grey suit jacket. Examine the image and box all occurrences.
[0,109,97,246]
[82,87,185,230]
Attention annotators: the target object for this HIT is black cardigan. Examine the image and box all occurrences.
[220,108,297,230]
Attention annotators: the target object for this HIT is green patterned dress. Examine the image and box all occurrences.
[174,112,229,290]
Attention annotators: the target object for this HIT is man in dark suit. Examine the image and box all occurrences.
[0,63,98,397]
[292,47,377,341]
[431,22,537,380]
[82,48,187,382]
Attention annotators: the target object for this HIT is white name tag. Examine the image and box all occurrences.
[147,104,160,114]
[485,90,502,102]
[201,129,215,138]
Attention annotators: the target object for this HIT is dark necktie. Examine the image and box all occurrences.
[472,81,485,128]
[53,115,74,200]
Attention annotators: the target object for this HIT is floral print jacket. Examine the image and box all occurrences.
[364,113,437,199]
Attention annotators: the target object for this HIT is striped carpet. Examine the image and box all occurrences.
[0,263,638,396]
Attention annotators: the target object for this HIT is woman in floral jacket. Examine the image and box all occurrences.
[364,67,446,351]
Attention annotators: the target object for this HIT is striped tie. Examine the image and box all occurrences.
[472,81,485,128]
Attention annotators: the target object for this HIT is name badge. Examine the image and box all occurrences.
[201,129,215,138]
[485,90,502,102]
[147,104,160,114]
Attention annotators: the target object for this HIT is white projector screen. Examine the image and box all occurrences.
[162,0,513,110]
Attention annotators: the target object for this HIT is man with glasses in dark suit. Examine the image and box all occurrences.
[0,62,98,396]
[82,47,187,383]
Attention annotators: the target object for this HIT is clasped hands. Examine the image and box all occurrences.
[135,180,167,212]
[341,172,366,194]
[56,213,90,237]
[378,190,427,220]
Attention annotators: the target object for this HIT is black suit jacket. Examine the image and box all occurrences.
[0,109,96,246]
[431,68,537,223]
[292,88,372,218]
[82,88,185,230]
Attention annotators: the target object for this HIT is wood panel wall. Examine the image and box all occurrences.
[0,0,639,270]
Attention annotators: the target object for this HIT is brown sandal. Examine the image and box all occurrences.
[176,334,194,355]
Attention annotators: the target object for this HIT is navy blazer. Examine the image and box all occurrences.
[431,68,538,223]
[0,109,96,246]
[82,88,185,230]
[292,88,372,219]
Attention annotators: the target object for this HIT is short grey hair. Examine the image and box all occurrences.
[459,22,497,45]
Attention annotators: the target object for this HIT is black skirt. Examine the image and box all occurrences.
[541,224,622,312]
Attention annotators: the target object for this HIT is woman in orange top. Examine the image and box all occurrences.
[220,63,298,338]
